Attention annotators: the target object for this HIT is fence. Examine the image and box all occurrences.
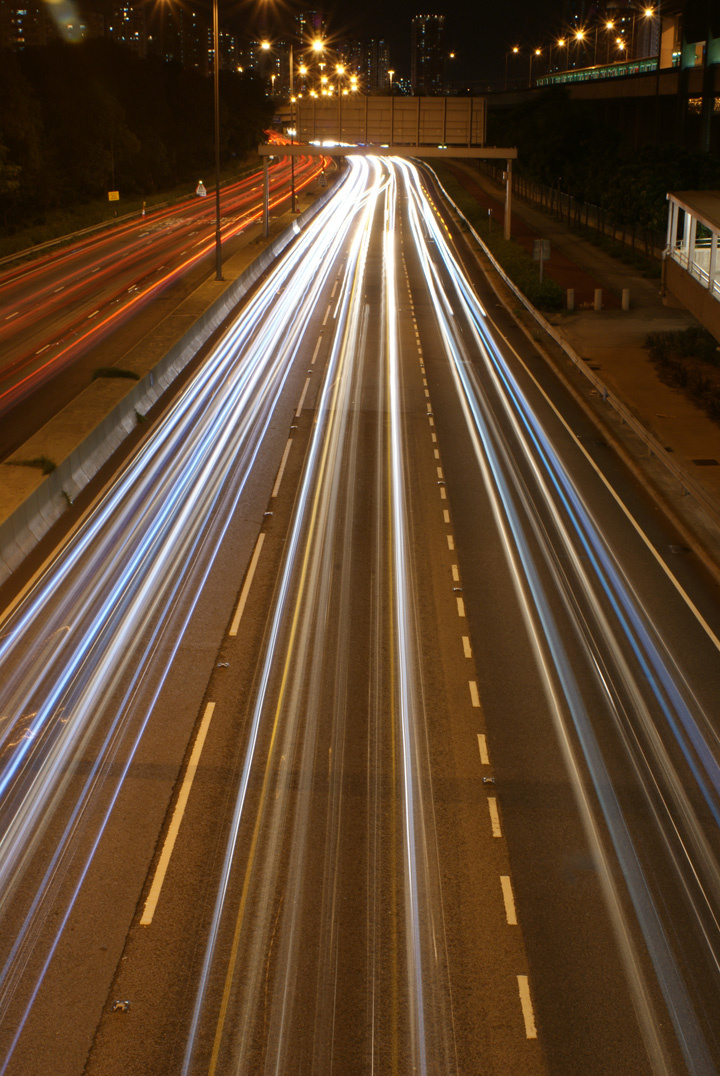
[480,162,665,259]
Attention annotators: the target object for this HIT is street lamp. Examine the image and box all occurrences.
[388,68,395,94]
[212,0,222,279]
[504,45,519,90]
[529,47,541,87]
[574,29,586,68]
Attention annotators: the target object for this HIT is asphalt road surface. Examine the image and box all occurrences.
[0,156,719,1076]
[0,150,323,457]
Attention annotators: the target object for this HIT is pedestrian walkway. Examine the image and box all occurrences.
[444,161,720,563]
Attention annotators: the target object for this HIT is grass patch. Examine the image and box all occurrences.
[646,327,720,422]
[431,164,565,312]
[5,455,57,475]
[92,367,140,381]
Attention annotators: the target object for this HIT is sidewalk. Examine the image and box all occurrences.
[445,162,720,563]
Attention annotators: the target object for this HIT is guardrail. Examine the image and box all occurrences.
[427,164,720,533]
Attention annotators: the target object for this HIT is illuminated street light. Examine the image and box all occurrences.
[529,46,541,87]
[504,44,519,90]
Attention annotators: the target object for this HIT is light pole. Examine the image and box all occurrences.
[212,0,222,280]
[504,45,519,90]
[528,47,541,87]
[574,29,586,68]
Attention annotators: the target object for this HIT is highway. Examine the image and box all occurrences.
[0,155,719,1076]
[0,147,324,455]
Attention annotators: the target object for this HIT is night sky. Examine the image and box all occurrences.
[229,0,565,84]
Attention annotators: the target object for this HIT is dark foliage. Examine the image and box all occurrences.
[646,327,720,423]
[488,89,720,233]
[0,38,273,230]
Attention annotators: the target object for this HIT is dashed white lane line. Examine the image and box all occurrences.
[431,432,437,443]
[322,304,331,326]
[463,635,472,659]
[517,975,538,1038]
[500,875,518,925]
[229,532,266,637]
[436,466,444,479]
[330,279,339,298]
[447,534,454,550]
[488,797,502,837]
[452,564,460,581]
[443,510,450,523]
[428,416,435,427]
[310,336,323,364]
[271,439,292,498]
[296,377,311,416]
[140,701,216,926]
[456,596,466,617]
[434,449,440,459]
[440,486,446,499]
[477,732,489,763]
[469,680,480,708]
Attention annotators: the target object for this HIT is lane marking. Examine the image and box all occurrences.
[271,439,293,499]
[452,564,460,581]
[310,336,323,364]
[425,389,430,398]
[469,680,480,708]
[322,304,331,326]
[500,876,518,925]
[463,635,472,658]
[457,596,466,617]
[517,976,538,1038]
[330,279,339,298]
[477,732,489,763]
[437,466,444,479]
[35,344,50,355]
[295,376,311,416]
[488,797,502,837]
[140,702,216,926]
[447,534,454,550]
[229,532,266,637]
[440,486,446,500]
[428,416,434,427]
[434,448,440,458]
[443,509,450,523]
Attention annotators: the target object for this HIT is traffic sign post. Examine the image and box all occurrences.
[533,239,551,284]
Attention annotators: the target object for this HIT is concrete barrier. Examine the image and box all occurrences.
[0,171,348,585]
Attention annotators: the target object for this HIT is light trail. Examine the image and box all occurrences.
[0,152,325,414]
[0,156,360,1070]
[398,157,720,1074]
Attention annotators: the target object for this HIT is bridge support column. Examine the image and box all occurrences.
[504,158,512,241]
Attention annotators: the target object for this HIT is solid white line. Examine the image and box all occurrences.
[477,732,489,763]
[447,534,454,550]
[140,702,216,926]
[310,336,323,365]
[457,596,466,617]
[469,680,480,708]
[517,976,538,1038]
[488,797,502,837]
[463,635,472,659]
[500,875,518,925]
[271,439,293,499]
[229,532,266,637]
[296,377,311,416]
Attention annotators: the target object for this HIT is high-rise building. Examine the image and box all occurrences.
[410,14,445,95]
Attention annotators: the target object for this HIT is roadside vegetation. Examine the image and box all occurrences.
[432,162,566,312]
[646,327,720,423]
[0,38,273,245]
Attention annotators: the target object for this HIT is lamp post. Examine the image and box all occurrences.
[574,29,586,68]
[529,47,541,87]
[504,45,519,90]
[212,0,222,280]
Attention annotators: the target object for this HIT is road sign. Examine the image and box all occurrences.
[196,181,207,197]
[107,191,119,202]
[533,239,551,283]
